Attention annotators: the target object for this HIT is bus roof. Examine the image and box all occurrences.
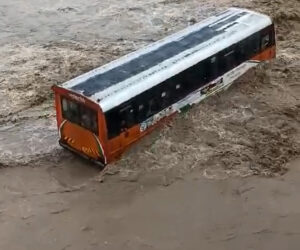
[61,8,272,112]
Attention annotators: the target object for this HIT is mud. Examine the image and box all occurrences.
[0,0,300,248]
[1,0,299,178]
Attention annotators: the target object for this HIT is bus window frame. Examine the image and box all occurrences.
[61,96,99,135]
[119,103,136,130]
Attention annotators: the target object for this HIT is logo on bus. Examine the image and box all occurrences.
[201,78,223,95]
[68,93,86,103]
[140,107,174,132]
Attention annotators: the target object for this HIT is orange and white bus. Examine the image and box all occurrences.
[52,8,276,166]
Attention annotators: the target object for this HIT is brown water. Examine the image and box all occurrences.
[0,0,300,249]
[0,0,299,177]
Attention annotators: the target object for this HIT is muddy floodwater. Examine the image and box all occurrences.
[0,0,300,249]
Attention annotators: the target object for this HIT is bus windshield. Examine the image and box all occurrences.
[61,97,98,135]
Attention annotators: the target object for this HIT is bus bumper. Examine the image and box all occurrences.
[59,140,106,168]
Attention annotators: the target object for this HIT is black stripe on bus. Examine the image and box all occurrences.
[71,12,246,97]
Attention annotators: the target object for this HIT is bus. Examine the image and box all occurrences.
[52,8,276,166]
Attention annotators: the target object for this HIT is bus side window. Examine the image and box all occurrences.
[270,24,276,46]
[188,62,207,90]
[171,77,182,102]
[136,102,148,122]
[261,33,270,50]
[183,66,198,91]
[197,61,207,86]
[223,48,236,73]
[105,110,121,139]
[147,98,159,117]
[208,56,218,81]
[201,59,210,83]
[253,33,260,54]
[247,33,260,57]
[203,58,210,81]
[236,40,247,63]
[160,90,170,109]
[119,104,135,130]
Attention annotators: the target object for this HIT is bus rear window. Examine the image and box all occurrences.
[61,97,98,135]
